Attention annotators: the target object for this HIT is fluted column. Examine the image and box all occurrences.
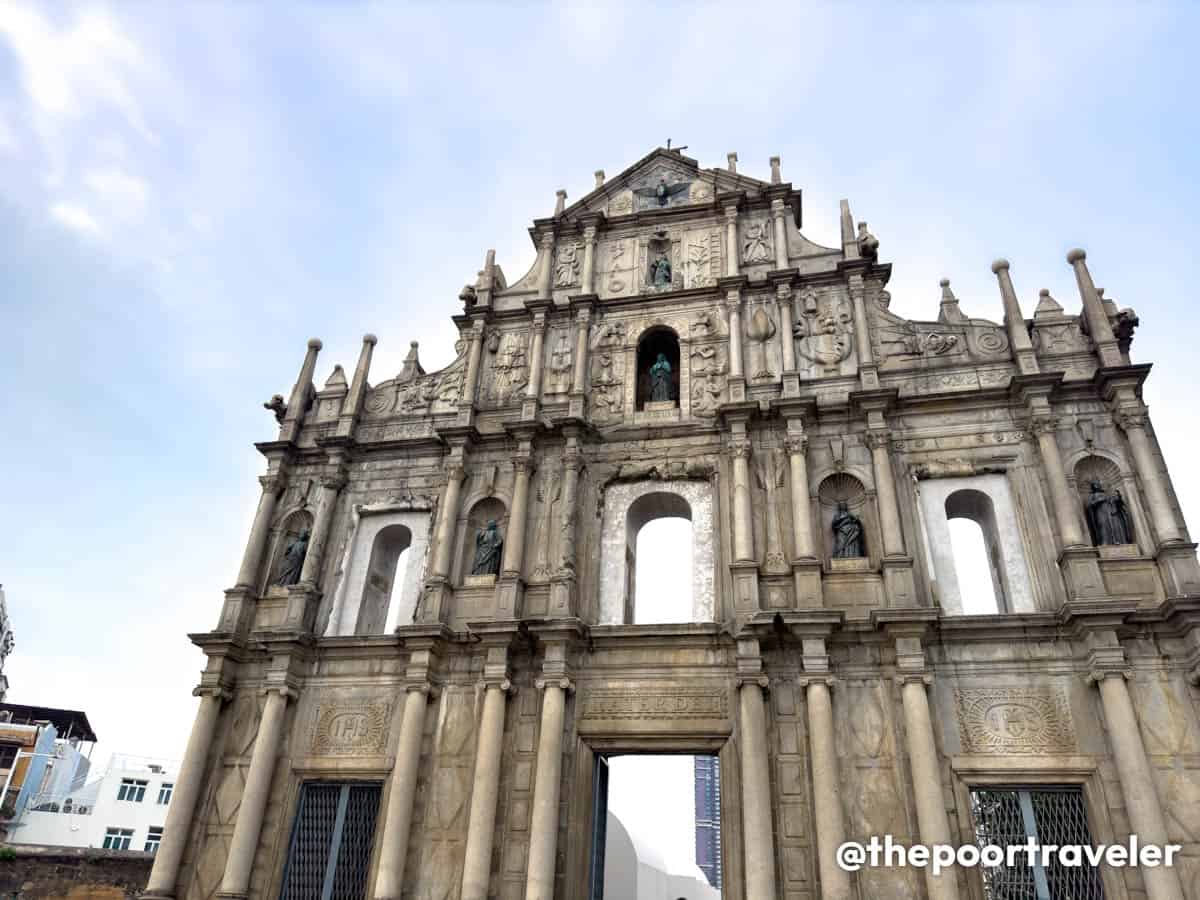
[730,435,755,562]
[524,676,571,900]
[431,463,465,581]
[143,687,228,899]
[217,685,293,899]
[1117,410,1183,545]
[1091,668,1184,900]
[1031,418,1087,548]
[234,474,284,589]
[801,676,851,900]
[771,198,789,270]
[724,202,740,277]
[1067,249,1122,368]
[460,675,512,900]
[899,674,960,900]
[738,676,778,900]
[866,431,905,556]
[502,458,533,577]
[374,683,434,900]
[580,225,597,294]
[990,260,1038,375]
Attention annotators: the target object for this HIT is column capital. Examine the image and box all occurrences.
[727,435,753,460]
[444,460,467,482]
[192,682,234,702]
[1085,667,1132,686]
[736,674,770,693]
[1114,409,1148,432]
[405,680,440,699]
[770,197,787,216]
[723,201,740,221]
[796,675,837,689]
[258,473,286,494]
[863,429,892,451]
[1028,415,1061,437]
[512,456,536,477]
[784,434,808,455]
[894,672,933,687]
[481,676,514,694]
[319,464,348,491]
[259,683,300,702]
[538,231,556,249]
[534,676,574,693]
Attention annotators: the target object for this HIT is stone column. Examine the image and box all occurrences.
[298,466,346,587]
[771,198,789,270]
[866,431,905,556]
[460,668,512,900]
[536,233,555,301]
[373,683,435,900]
[1067,249,1123,368]
[990,260,1039,375]
[279,338,322,443]
[460,321,486,411]
[1030,418,1087,548]
[430,463,466,581]
[738,675,778,900]
[776,284,796,375]
[217,685,293,900]
[727,291,744,380]
[570,310,591,396]
[898,673,960,900]
[524,676,572,900]
[786,434,815,560]
[730,435,755,563]
[336,333,378,438]
[848,274,877,388]
[526,313,547,403]
[1090,668,1184,900]
[1117,410,1183,545]
[143,687,228,899]
[502,457,533,578]
[234,473,284,589]
[724,202,740,278]
[800,676,851,900]
[580,225,597,294]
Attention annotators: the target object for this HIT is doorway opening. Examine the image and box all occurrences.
[590,753,722,900]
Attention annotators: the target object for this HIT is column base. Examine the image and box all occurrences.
[214,892,247,900]
[730,560,761,617]
[549,574,576,617]
[1156,541,1200,596]
[728,375,747,403]
[881,556,917,607]
[495,575,525,619]
[781,370,800,398]
[1059,546,1107,599]
[791,558,823,607]
[455,403,476,427]
[568,391,587,419]
[418,577,454,624]
[283,583,321,633]
[218,587,257,635]
[521,397,539,420]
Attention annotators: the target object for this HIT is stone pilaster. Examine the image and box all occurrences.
[1115,408,1184,547]
[787,434,821,608]
[735,638,778,900]
[855,390,915,605]
[774,278,799,397]
[580,223,598,295]
[423,430,475,623]
[722,279,747,402]
[142,681,232,899]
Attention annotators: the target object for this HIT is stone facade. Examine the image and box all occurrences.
[148,148,1200,900]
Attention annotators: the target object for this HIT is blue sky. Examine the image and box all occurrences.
[2,2,1199,774]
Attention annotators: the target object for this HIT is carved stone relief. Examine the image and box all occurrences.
[580,686,728,720]
[310,702,392,755]
[487,331,529,404]
[754,448,789,573]
[689,343,727,418]
[684,229,722,289]
[553,242,580,288]
[794,288,855,378]
[955,687,1075,754]
[545,329,573,395]
[589,321,626,425]
[741,219,773,265]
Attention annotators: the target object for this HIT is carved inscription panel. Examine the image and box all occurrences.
[310,702,392,756]
[956,687,1075,755]
[577,683,730,733]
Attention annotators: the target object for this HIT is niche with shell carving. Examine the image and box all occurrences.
[817,473,876,566]
[1073,454,1138,548]
[457,497,508,582]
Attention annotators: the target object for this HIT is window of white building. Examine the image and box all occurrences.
[157,783,173,805]
[102,827,133,850]
[145,826,163,853]
[117,779,147,802]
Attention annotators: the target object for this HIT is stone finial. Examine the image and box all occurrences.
[937,278,967,324]
[363,333,378,346]
[594,170,605,189]
[307,338,323,350]
[325,364,348,388]
[727,152,738,174]
[991,259,1010,273]
[839,199,858,259]
[554,190,567,216]
[769,156,781,184]
[1034,288,1064,318]
[399,341,425,381]
[1067,248,1086,264]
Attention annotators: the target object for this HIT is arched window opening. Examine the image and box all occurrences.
[462,497,507,581]
[945,489,1006,614]
[356,524,412,634]
[626,492,692,624]
[635,328,680,411]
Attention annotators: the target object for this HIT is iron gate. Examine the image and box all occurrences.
[279,782,383,900]
[969,786,1104,900]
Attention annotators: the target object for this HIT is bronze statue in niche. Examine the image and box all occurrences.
[832,502,865,558]
[471,520,504,575]
[1085,481,1134,546]
[276,529,310,586]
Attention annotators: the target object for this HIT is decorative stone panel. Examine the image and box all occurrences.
[955,686,1075,754]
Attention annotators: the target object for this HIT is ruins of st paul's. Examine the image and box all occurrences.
[143,148,1200,900]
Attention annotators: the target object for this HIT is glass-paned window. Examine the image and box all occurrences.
[969,786,1104,900]
[117,778,147,802]
[145,826,163,853]
[102,827,134,850]
[0,743,19,770]
[157,783,173,805]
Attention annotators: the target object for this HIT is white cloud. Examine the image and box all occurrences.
[84,167,148,221]
[49,200,102,235]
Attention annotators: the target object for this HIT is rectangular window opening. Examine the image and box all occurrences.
[117,778,148,802]
[969,785,1105,900]
[102,827,134,850]
[591,753,723,900]
[145,826,163,853]
[157,783,174,805]
[278,781,383,900]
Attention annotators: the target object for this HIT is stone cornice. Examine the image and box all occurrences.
[850,387,900,416]
[1092,362,1152,402]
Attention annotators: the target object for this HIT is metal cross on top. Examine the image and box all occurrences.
[666,139,688,153]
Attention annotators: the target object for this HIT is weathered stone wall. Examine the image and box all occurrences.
[0,846,153,899]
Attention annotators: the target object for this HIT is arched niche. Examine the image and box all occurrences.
[635,327,681,410]
[1073,454,1140,549]
[324,507,432,636]
[817,473,876,566]
[459,496,508,582]
[916,474,1034,614]
[598,480,713,624]
[625,492,693,624]
[265,508,314,592]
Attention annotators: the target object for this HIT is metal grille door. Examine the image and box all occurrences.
[969,786,1104,900]
[280,782,382,900]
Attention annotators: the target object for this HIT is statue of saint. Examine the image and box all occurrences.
[649,353,675,402]
[1085,481,1134,546]
[650,251,672,287]
[831,501,865,558]
[471,520,504,576]
[275,528,310,586]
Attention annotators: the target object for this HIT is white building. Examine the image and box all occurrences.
[10,753,178,854]
[603,810,720,900]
